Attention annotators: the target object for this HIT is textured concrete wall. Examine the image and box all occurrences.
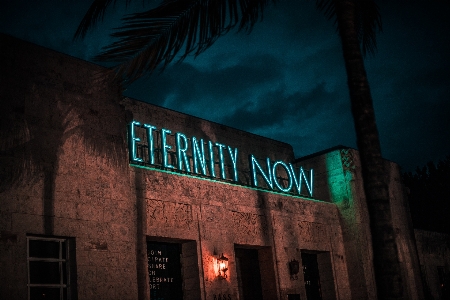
[122,97,352,299]
[0,33,427,300]
[127,154,348,299]
[415,229,450,300]
[298,148,377,300]
[298,148,426,299]
[0,34,346,300]
[387,162,425,300]
[0,33,137,300]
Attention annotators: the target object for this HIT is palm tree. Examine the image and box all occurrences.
[75,0,404,298]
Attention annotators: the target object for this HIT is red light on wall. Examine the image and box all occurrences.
[216,253,229,279]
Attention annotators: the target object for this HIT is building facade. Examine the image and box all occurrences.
[0,34,433,299]
[414,230,450,300]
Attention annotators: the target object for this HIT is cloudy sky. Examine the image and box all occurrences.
[1,0,449,172]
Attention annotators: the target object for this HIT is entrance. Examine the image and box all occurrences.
[235,248,263,300]
[301,252,323,300]
[147,241,183,300]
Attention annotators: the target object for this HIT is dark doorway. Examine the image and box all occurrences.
[301,252,322,300]
[147,241,183,300]
[235,248,264,300]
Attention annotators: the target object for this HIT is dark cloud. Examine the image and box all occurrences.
[1,0,449,171]
[125,53,285,117]
[217,81,355,159]
[220,82,341,130]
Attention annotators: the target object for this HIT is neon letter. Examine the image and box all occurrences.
[227,146,239,182]
[161,128,174,169]
[176,132,190,172]
[128,121,143,162]
[208,141,216,177]
[143,124,157,164]
[272,161,293,193]
[289,164,314,197]
[216,143,227,179]
[192,137,207,175]
[250,155,273,189]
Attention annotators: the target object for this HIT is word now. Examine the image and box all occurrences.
[128,121,313,197]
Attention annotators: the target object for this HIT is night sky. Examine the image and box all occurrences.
[1,0,449,172]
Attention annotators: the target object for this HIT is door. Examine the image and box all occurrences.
[235,248,263,300]
[147,241,183,300]
[301,252,322,300]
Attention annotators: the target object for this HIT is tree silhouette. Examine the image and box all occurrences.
[403,156,450,234]
[75,0,404,298]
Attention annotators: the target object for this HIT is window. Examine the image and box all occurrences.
[27,236,75,300]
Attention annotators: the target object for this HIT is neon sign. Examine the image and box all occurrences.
[128,121,313,197]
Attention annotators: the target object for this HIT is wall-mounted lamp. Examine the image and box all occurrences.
[289,259,300,280]
[216,253,229,279]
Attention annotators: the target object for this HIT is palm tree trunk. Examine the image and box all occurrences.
[334,0,404,299]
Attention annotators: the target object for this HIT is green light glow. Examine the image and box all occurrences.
[161,128,175,169]
[325,150,353,205]
[130,163,325,203]
[289,164,313,197]
[128,121,314,198]
[227,146,239,182]
[208,141,216,177]
[250,155,274,189]
[143,124,157,164]
[176,132,190,172]
[192,136,207,176]
[128,121,143,162]
[215,142,227,179]
[273,161,293,193]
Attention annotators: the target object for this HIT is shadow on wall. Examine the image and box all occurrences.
[0,59,128,235]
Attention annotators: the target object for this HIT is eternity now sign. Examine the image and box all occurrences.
[128,121,313,197]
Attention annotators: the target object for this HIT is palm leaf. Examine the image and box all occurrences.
[75,0,117,40]
[80,0,274,83]
[315,0,382,56]
[74,0,140,40]
[355,0,382,56]
[77,0,379,83]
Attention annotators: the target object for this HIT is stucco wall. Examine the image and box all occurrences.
[0,33,137,299]
[0,33,347,300]
[0,33,426,300]
[123,94,350,299]
[415,229,450,300]
[298,148,426,299]
[0,36,137,299]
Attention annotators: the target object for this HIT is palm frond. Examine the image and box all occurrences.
[355,0,382,56]
[74,0,142,40]
[93,0,275,83]
[74,0,117,40]
[316,0,336,22]
[315,0,382,56]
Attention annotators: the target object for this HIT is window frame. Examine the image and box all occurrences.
[27,236,72,300]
